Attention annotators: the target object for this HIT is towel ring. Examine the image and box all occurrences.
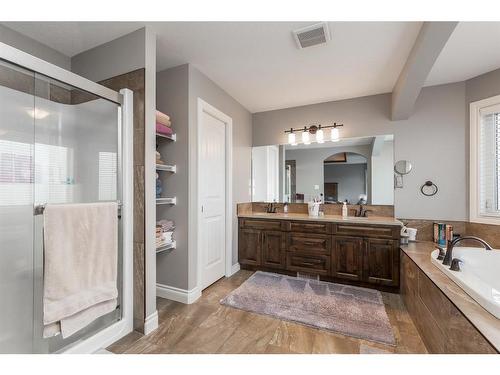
[420,181,438,196]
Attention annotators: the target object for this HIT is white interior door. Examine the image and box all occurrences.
[199,108,226,290]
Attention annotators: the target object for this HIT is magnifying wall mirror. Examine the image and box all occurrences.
[394,160,412,188]
[394,160,412,175]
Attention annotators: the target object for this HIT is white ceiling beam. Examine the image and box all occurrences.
[391,22,458,121]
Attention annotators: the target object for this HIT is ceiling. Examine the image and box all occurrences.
[425,22,500,86]
[4,22,500,113]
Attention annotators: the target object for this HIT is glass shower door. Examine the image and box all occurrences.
[0,59,122,354]
[32,73,121,353]
[0,60,35,353]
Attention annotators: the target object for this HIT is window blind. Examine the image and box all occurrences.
[479,110,500,216]
[98,151,117,201]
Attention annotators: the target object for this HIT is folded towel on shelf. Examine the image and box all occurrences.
[157,219,175,232]
[156,122,173,136]
[42,202,118,339]
[156,110,171,126]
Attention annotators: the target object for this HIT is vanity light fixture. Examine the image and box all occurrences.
[284,123,344,145]
[331,123,340,142]
[316,125,325,143]
[302,126,311,145]
[287,128,297,145]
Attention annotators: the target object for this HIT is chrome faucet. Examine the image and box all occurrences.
[442,236,493,266]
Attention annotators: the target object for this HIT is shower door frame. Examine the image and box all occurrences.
[0,41,134,353]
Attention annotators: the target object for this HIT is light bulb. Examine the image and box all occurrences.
[302,130,310,145]
[316,128,324,143]
[331,127,339,142]
[288,132,297,145]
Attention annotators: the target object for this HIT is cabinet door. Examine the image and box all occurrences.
[332,236,363,281]
[238,228,261,266]
[261,230,286,269]
[363,238,399,286]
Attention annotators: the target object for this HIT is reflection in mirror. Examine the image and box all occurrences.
[251,135,394,205]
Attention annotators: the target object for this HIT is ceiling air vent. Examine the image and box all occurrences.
[292,22,330,49]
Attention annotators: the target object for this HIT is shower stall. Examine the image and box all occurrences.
[0,43,133,353]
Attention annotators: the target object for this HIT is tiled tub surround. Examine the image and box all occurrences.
[400,218,500,249]
[401,242,499,353]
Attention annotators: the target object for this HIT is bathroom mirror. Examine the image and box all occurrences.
[394,160,412,175]
[251,134,394,205]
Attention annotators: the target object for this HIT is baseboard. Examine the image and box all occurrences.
[230,262,241,276]
[143,310,159,335]
[156,283,201,304]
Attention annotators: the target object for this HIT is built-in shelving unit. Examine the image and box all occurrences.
[156,164,176,173]
[156,132,176,141]
[156,240,176,254]
[156,197,177,205]
[156,117,177,255]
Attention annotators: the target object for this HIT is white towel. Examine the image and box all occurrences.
[42,202,118,338]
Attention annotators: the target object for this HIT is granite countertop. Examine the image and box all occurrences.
[237,212,403,227]
[401,241,500,351]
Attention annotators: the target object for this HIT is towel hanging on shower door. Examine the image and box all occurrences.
[42,202,118,339]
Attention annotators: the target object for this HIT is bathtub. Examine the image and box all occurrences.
[431,247,500,319]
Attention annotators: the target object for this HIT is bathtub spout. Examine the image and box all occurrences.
[443,236,493,266]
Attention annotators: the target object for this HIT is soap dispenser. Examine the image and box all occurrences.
[342,202,348,218]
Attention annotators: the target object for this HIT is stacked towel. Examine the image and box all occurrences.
[156,122,173,136]
[156,150,165,165]
[156,110,173,136]
[156,173,162,198]
[156,219,175,249]
[156,110,171,127]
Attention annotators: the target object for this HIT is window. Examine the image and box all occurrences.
[98,151,117,201]
[470,96,500,223]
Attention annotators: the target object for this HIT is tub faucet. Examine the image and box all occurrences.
[442,236,493,266]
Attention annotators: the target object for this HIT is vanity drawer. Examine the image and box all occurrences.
[239,218,283,231]
[285,221,332,234]
[286,253,330,275]
[334,223,399,239]
[287,233,331,255]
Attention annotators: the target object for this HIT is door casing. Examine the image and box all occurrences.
[194,98,233,293]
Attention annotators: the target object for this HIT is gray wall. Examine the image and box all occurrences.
[188,65,252,289]
[156,65,190,289]
[71,28,145,82]
[0,24,71,69]
[254,82,467,221]
[156,64,253,291]
[324,163,367,204]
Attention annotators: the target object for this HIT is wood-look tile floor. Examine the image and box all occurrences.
[107,270,428,354]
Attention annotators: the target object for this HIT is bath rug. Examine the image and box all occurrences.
[220,271,395,345]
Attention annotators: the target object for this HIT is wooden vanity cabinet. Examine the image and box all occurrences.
[238,228,262,266]
[261,230,286,269]
[332,236,364,281]
[238,219,286,269]
[363,238,400,287]
[238,217,400,289]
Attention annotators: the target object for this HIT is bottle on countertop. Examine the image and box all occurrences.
[283,202,288,214]
[342,202,348,218]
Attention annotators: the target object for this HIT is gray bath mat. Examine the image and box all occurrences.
[220,271,395,345]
